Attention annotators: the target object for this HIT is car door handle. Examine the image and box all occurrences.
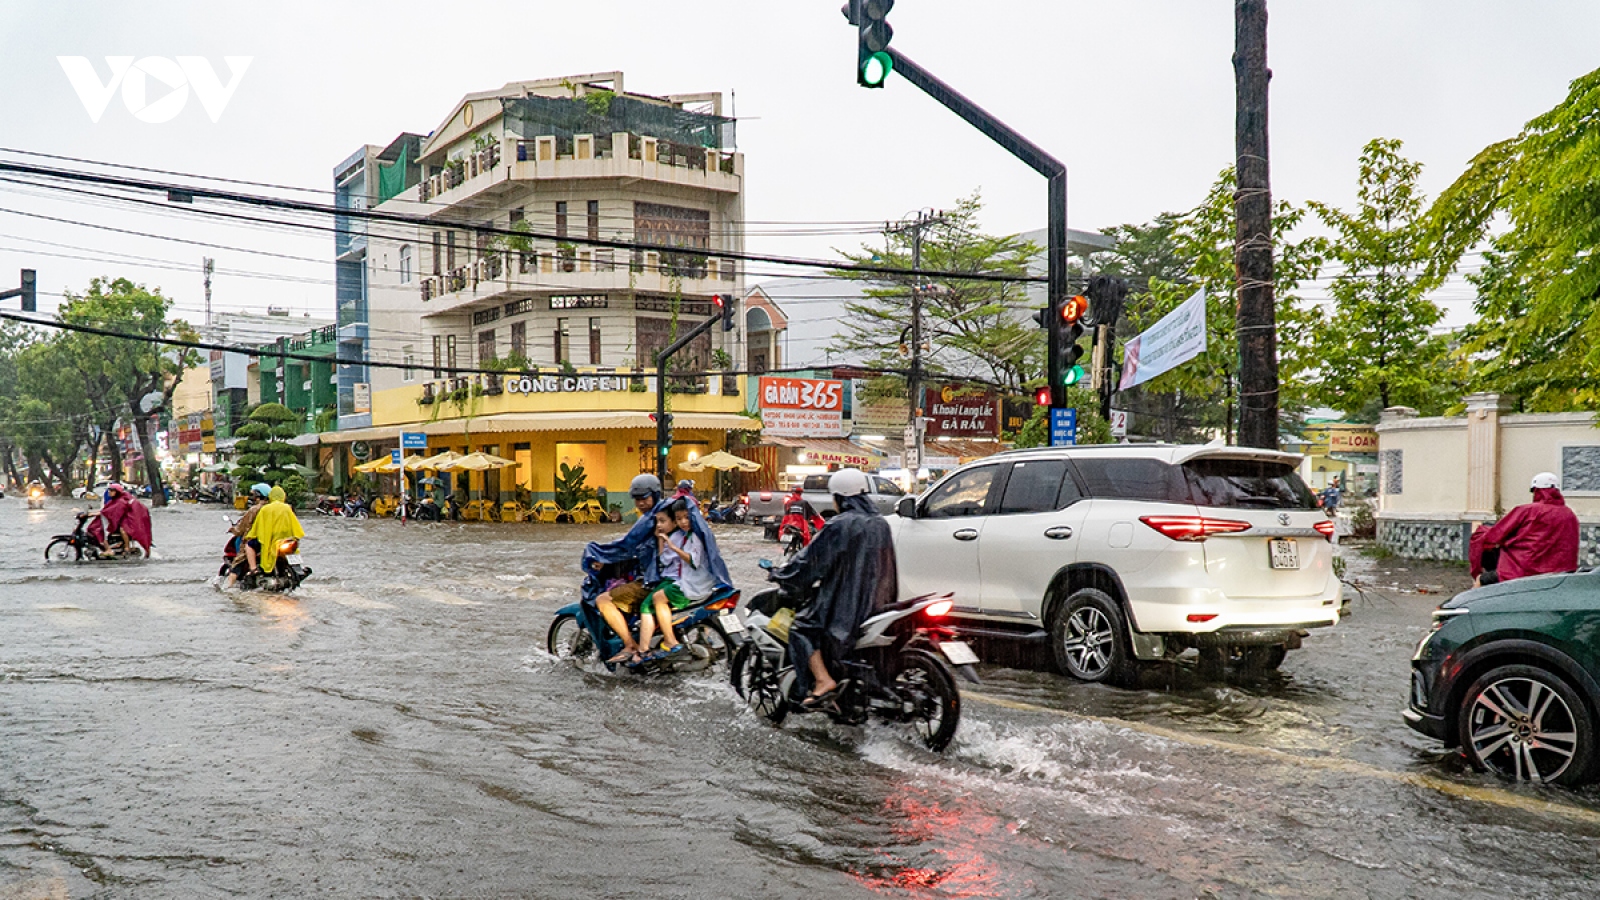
[1044,526,1073,540]
[952,528,979,541]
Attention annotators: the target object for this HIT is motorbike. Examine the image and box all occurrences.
[314,495,371,519]
[706,498,748,525]
[548,572,744,676]
[26,484,46,509]
[777,498,826,563]
[45,511,138,562]
[729,560,978,752]
[219,517,312,592]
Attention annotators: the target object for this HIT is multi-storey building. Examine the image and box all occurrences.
[328,72,763,504]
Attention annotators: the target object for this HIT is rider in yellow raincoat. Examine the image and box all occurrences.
[246,485,305,573]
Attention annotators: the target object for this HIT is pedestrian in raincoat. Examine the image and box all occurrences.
[772,468,899,709]
[247,486,305,574]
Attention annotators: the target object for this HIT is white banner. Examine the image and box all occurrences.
[1118,288,1207,391]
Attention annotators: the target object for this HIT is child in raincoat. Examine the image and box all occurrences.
[246,486,305,573]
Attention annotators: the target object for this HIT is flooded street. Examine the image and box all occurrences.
[3,501,1598,899]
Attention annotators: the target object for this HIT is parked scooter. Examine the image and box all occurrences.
[729,560,977,752]
[705,497,749,525]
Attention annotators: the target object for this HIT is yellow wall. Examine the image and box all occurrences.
[170,365,213,418]
[371,374,746,426]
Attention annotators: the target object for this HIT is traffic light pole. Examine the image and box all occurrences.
[654,310,725,483]
[883,50,1071,407]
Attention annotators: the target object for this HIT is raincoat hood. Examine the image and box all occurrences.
[248,496,304,572]
[1533,486,1566,506]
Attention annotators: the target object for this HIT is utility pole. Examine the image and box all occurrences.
[203,257,214,328]
[887,209,944,476]
[1234,0,1278,450]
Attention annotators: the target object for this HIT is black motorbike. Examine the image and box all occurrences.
[706,498,748,525]
[729,561,978,752]
[45,511,135,562]
[219,522,312,593]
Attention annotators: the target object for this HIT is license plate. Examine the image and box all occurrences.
[1268,539,1299,570]
[717,611,742,634]
[286,554,304,566]
[938,640,980,666]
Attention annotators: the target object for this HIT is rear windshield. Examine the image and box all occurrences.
[802,475,832,491]
[1183,458,1316,510]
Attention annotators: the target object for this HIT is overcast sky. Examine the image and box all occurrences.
[1,1,1595,364]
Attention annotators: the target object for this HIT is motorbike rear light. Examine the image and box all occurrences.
[740,494,748,505]
[1313,520,1336,539]
[1139,515,1252,542]
[278,539,299,554]
[924,599,954,617]
[1186,613,1218,623]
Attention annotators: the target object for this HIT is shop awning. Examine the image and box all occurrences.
[763,436,883,468]
[417,411,760,436]
[324,424,404,444]
[288,433,321,447]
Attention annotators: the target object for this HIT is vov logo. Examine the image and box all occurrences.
[58,57,252,123]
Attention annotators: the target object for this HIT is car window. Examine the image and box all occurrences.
[1057,469,1084,508]
[1071,457,1190,503]
[921,466,998,518]
[998,459,1069,514]
[873,477,904,496]
[1183,458,1317,510]
[802,475,831,491]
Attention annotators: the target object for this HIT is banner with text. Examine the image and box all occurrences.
[1118,287,1207,391]
[923,384,999,438]
[759,376,844,437]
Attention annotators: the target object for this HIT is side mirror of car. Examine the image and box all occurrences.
[896,496,918,519]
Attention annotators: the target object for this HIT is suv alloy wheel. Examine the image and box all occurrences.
[1457,664,1594,786]
[1051,588,1132,685]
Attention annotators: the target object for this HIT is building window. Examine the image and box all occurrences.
[399,245,412,284]
[446,231,457,271]
[431,232,442,275]
[478,329,496,364]
[587,200,599,241]
[510,321,526,360]
[589,317,602,365]
[509,207,524,227]
[403,345,416,382]
[432,335,442,377]
[446,334,457,371]
[555,201,568,239]
[555,317,570,365]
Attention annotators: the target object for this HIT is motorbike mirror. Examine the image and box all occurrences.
[757,558,775,570]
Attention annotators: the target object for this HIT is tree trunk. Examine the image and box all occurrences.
[83,428,103,489]
[41,449,71,495]
[108,424,125,482]
[1234,0,1279,450]
[25,453,44,487]
[0,442,21,491]
[133,411,168,507]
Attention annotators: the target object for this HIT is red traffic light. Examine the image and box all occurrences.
[1061,294,1089,325]
[1034,386,1051,406]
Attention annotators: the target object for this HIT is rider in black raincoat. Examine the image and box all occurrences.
[772,469,899,705]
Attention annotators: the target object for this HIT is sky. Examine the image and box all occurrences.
[0,0,1595,366]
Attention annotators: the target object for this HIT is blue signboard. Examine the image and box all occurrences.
[401,431,428,450]
[390,449,403,466]
[1049,408,1078,447]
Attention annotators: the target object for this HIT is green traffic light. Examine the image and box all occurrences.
[861,51,892,86]
[1062,365,1085,386]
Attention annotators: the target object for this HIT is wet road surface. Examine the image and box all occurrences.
[3,500,1598,898]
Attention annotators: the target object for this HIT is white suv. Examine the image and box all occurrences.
[888,444,1340,683]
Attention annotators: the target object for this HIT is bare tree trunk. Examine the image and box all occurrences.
[1234,0,1279,450]
[41,449,71,494]
[132,411,168,507]
[0,441,21,491]
[108,424,125,482]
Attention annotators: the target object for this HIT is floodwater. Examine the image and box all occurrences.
[2,500,1598,898]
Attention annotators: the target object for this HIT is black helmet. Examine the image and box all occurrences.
[629,473,662,499]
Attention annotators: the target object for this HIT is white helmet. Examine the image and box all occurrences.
[828,468,871,497]
[1531,472,1559,490]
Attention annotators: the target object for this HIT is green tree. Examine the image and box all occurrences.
[1309,138,1453,415]
[831,193,1043,393]
[1121,169,1324,443]
[1425,67,1600,410]
[231,403,302,490]
[1010,386,1113,448]
[56,277,201,505]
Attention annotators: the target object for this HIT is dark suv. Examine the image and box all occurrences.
[1405,571,1600,785]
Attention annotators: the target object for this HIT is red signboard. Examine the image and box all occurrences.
[759,376,844,437]
[923,384,999,438]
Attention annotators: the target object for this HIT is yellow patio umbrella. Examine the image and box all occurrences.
[400,453,435,472]
[413,450,463,470]
[353,457,393,474]
[678,450,762,473]
[441,451,519,472]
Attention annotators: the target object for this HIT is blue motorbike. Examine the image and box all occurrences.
[547,579,744,675]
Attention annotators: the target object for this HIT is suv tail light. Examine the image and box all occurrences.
[1139,515,1252,542]
[1313,520,1335,540]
